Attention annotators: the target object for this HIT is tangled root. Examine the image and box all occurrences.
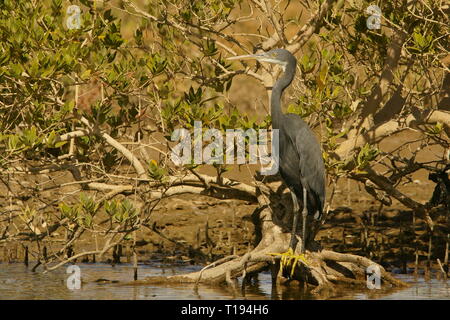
[131,243,407,297]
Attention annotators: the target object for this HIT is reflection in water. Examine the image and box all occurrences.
[332,275,450,300]
[0,263,449,299]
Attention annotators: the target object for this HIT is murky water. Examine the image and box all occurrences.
[0,262,449,299]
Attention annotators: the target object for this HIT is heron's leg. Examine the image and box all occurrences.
[289,191,300,249]
[301,187,308,253]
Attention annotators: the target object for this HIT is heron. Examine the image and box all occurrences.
[228,49,326,254]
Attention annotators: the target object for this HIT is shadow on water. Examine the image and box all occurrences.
[0,262,449,299]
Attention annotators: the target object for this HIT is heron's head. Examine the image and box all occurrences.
[227,48,294,71]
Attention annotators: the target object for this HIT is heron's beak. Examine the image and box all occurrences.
[226,53,284,68]
[226,53,266,61]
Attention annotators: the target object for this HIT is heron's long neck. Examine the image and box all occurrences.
[270,61,296,129]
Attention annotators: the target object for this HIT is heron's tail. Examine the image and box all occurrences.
[310,192,324,220]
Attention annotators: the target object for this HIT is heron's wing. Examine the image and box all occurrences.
[292,122,326,213]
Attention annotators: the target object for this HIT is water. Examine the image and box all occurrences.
[0,262,449,300]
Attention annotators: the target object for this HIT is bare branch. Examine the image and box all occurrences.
[335,109,450,160]
[80,116,147,179]
[286,0,336,54]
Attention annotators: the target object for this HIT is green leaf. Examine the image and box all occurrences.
[146,53,167,76]
[80,69,91,80]
[54,141,67,148]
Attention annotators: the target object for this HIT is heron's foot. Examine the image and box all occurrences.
[268,248,308,278]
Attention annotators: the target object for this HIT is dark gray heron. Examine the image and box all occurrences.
[228,49,326,253]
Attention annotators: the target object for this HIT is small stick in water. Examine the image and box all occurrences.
[43,246,48,260]
[24,246,29,267]
[427,231,432,269]
[445,234,449,273]
[133,232,138,281]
